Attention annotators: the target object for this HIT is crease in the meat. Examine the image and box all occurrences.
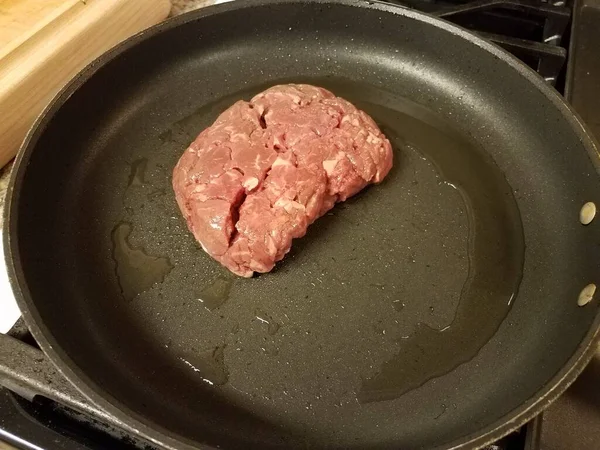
[258,108,268,130]
[273,132,287,152]
[228,191,246,245]
[230,167,245,177]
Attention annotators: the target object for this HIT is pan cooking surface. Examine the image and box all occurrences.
[9,2,600,448]
[79,78,523,445]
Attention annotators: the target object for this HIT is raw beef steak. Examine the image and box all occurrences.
[172,84,393,277]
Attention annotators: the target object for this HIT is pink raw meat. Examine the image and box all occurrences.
[172,84,393,277]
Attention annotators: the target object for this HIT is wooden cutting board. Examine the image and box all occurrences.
[0,0,171,168]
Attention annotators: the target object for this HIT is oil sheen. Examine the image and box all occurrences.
[111,222,173,301]
[352,97,524,402]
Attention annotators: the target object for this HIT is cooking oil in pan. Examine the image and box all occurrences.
[197,276,234,311]
[127,158,147,187]
[111,222,173,301]
[180,344,229,386]
[255,309,281,335]
[352,99,525,402]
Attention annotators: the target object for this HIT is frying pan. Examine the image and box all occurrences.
[5,0,600,448]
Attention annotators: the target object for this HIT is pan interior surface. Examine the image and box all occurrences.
[9,1,600,449]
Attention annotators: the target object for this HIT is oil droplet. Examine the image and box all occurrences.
[180,345,229,386]
[111,222,173,301]
[255,309,281,335]
[197,277,233,311]
[373,323,386,335]
[264,346,279,356]
[392,300,404,312]
[128,158,147,186]
[158,129,173,144]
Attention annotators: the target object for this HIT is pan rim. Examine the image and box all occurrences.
[4,0,600,449]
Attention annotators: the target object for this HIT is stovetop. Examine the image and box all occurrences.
[1,0,599,449]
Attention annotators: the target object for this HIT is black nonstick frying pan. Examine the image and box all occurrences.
[5,0,600,448]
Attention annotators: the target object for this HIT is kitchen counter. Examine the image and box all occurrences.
[0,162,12,221]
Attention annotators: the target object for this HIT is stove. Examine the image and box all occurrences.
[1,0,599,449]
